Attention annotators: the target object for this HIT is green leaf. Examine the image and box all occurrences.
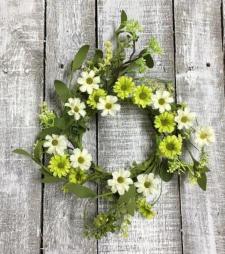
[144,54,154,68]
[159,166,173,182]
[33,140,44,162]
[121,10,127,24]
[38,167,52,176]
[55,117,66,130]
[72,45,90,71]
[139,48,148,57]
[65,183,96,198]
[93,49,103,64]
[13,149,32,158]
[197,173,207,191]
[54,80,72,103]
[42,175,63,183]
[38,127,61,139]
[119,185,136,204]
[127,198,136,216]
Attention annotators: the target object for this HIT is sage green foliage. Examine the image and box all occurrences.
[14,10,211,239]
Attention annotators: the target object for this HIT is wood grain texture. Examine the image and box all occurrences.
[0,0,44,253]
[43,1,97,253]
[97,1,182,253]
[175,0,225,253]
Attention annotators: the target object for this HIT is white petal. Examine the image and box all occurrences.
[77,77,85,85]
[89,70,95,78]
[81,71,89,78]
[80,85,87,92]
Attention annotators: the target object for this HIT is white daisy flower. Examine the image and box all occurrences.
[175,107,196,130]
[43,134,68,155]
[70,148,92,171]
[65,98,86,120]
[134,173,160,197]
[152,90,174,113]
[97,95,121,116]
[107,169,133,196]
[77,70,100,94]
[195,126,215,146]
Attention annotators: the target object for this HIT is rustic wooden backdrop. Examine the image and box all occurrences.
[1,0,225,253]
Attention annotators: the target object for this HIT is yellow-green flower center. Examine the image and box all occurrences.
[166,142,175,151]
[158,98,165,105]
[52,139,58,146]
[181,116,188,123]
[105,103,112,109]
[144,181,151,188]
[73,106,79,113]
[121,83,128,91]
[86,77,93,84]
[139,92,147,100]
[161,118,169,126]
[200,132,208,139]
[78,156,85,164]
[57,162,65,169]
[117,176,124,183]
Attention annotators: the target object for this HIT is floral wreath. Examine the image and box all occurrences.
[14,10,215,239]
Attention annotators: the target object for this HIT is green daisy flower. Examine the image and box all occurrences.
[137,198,156,220]
[68,168,87,184]
[132,85,152,108]
[159,135,182,159]
[48,155,71,178]
[87,89,107,109]
[154,112,175,133]
[113,76,135,99]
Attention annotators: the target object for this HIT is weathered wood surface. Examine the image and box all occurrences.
[97,1,182,253]
[1,0,225,253]
[175,1,225,253]
[0,0,44,253]
[43,1,97,253]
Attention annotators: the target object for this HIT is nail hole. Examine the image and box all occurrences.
[206,62,210,67]
[59,63,64,69]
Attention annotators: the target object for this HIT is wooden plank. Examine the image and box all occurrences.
[97,1,182,253]
[175,1,225,253]
[43,1,97,253]
[0,0,44,253]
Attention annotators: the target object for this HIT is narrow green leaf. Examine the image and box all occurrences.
[33,140,44,162]
[54,80,72,103]
[41,176,63,183]
[65,183,96,198]
[121,10,127,24]
[144,54,154,68]
[119,185,136,203]
[93,49,103,64]
[39,167,52,176]
[159,167,173,182]
[72,45,90,71]
[139,48,148,57]
[127,198,136,216]
[197,173,207,191]
[13,149,32,158]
